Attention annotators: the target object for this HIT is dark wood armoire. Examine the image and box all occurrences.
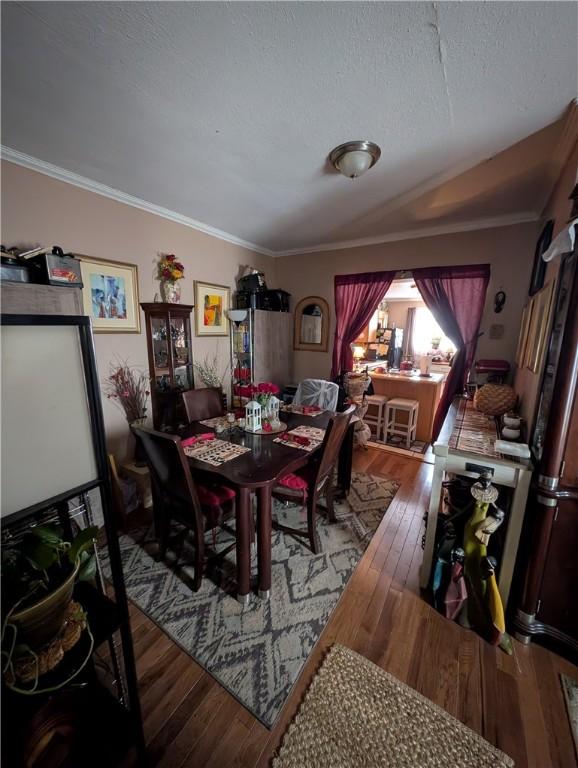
[513,230,578,654]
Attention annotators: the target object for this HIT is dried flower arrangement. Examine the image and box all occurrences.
[193,350,229,389]
[103,360,150,423]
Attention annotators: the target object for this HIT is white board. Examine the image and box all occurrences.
[1,324,99,517]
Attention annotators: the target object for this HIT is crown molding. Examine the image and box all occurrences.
[1,145,540,260]
[273,211,540,257]
[0,146,276,258]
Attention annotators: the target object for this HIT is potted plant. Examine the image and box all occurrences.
[103,359,150,426]
[2,524,98,653]
[193,350,229,409]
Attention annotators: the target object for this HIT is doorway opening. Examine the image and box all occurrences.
[353,278,456,458]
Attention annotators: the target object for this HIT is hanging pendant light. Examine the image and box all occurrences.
[329,140,381,179]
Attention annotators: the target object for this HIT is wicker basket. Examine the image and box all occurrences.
[473,384,517,416]
[344,372,370,400]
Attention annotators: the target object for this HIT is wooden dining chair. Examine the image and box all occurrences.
[132,426,236,591]
[181,387,225,424]
[272,405,355,554]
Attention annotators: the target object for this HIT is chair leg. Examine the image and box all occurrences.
[158,513,170,562]
[325,479,336,523]
[307,489,320,555]
[193,533,204,592]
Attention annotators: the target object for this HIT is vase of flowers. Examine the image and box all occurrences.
[103,361,150,463]
[158,253,185,303]
[248,382,280,429]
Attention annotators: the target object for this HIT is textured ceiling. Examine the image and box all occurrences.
[2,1,577,254]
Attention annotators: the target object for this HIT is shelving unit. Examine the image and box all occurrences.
[1,308,145,766]
[230,310,253,408]
[229,308,292,408]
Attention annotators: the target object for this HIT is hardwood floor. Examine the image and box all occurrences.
[125,448,578,768]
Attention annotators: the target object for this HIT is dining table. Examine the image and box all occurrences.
[180,411,353,604]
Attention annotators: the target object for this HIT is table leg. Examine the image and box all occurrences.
[236,487,251,605]
[336,423,354,499]
[257,485,272,599]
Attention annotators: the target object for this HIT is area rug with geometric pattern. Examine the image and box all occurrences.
[107,471,399,727]
[274,644,514,767]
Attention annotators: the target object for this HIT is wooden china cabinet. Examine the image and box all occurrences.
[141,302,195,430]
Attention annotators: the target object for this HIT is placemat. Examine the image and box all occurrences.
[183,438,251,466]
[280,404,325,418]
[274,425,326,452]
[198,416,225,428]
[448,397,499,458]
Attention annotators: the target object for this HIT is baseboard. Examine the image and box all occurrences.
[367,440,435,464]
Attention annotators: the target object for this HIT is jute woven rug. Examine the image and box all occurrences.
[106,471,399,727]
[274,644,514,768]
[561,674,578,759]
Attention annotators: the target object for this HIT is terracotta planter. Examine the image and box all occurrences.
[10,560,80,651]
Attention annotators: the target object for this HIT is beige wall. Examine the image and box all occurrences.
[386,300,425,333]
[276,222,540,382]
[513,139,578,429]
[1,160,275,457]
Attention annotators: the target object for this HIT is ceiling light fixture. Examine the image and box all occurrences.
[329,140,381,179]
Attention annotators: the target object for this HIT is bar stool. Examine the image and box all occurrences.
[364,394,388,441]
[384,398,419,449]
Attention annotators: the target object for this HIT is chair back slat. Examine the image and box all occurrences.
[315,405,355,485]
[132,426,204,529]
[182,387,224,423]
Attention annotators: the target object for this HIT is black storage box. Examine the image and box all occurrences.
[237,271,266,293]
[0,255,31,283]
[258,289,291,312]
[27,247,83,287]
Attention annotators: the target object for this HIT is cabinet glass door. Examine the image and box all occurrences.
[151,316,170,389]
[170,316,193,390]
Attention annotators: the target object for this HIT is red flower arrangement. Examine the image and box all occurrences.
[247,381,280,408]
[158,253,185,283]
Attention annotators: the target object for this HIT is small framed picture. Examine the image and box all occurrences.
[528,220,554,296]
[79,256,140,333]
[515,302,532,367]
[194,281,230,336]
[525,281,555,373]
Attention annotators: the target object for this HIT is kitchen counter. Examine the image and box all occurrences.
[370,371,444,385]
[369,371,444,443]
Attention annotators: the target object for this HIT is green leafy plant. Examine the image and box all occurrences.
[2,524,98,612]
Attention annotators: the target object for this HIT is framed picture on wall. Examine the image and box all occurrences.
[528,220,554,296]
[515,302,532,367]
[79,256,140,333]
[194,281,230,336]
[525,281,555,373]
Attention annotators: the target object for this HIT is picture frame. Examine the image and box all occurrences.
[528,220,554,296]
[515,302,532,367]
[78,255,140,333]
[525,281,555,373]
[194,281,230,336]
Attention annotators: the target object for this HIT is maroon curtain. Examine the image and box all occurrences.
[331,270,396,378]
[413,264,490,440]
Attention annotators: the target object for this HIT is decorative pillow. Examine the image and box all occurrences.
[474,384,517,416]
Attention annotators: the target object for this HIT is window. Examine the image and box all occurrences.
[412,307,456,356]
